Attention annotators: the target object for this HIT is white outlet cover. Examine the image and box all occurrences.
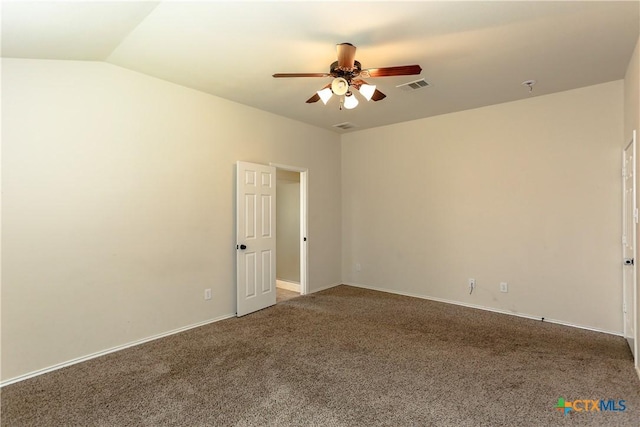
[500,282,508,293]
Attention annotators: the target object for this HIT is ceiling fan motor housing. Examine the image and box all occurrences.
[330,61,362,81]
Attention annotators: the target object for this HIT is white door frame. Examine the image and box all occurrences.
[271,163,309,295]
[623,130,637,365]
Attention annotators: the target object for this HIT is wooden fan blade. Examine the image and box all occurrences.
[371,89,386,101]
[273,73,330,78]
[363,65,422,78]
[336,43,356,69]
[306,93,321,103]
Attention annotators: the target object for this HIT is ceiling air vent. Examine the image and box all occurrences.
[396,78,431,91]
[333,122,359,130]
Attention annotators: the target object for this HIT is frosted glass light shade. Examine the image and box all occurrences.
[359,84,376,101]
[317,88,333,104]
[343,92,359,109]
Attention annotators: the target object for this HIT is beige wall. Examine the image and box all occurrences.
[276,171,301,283]
[625,37,639,142]
[1,56,632,382]
[624,36,640,371]
[342,81,623,334]
[1,59,342,381]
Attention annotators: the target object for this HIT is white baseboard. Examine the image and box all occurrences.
[1,283,340,386]
[343,282,623,337]
[5,283,624,387]
[276,279,300,292]
[0,313,235,388]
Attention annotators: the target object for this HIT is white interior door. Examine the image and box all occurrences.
[236,161,276,316]
[623,131,637,359]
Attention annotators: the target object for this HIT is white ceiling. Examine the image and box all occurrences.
[2,1,639,133]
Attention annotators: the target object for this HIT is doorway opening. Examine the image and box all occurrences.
[272,163,308,303]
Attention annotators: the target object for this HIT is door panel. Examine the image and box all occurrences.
[237,161,276,316]
[623,134,636,358]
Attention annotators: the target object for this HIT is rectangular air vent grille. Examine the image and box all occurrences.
[333,122,359,130]
[396,78,431,91]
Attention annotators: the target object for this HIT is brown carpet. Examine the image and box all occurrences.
[2,285,639,426]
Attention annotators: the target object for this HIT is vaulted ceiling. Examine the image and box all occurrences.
[2,1,639,132]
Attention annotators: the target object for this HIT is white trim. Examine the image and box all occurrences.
[270,163,307,172]
[270,163,309,296]
[343,282,623,337]
[276,279,300,292]
[0,313,235,387]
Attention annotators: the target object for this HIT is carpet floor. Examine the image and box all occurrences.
[2,285,639,426]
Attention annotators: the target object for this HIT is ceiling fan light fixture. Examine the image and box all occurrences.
[317,87,333,104]
[343,91,359,110]
[359,84,376,101]
[331,77,349,96]
[273,43,422,108]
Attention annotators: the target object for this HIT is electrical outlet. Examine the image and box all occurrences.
[204,288,212,300]
[468,278,476,291]
[355,263,362,272]
[500,282,508,293]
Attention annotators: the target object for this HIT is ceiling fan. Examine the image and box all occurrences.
[273,43,422,110]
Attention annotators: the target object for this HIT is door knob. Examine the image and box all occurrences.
[624,258,634,265]
[237,244,247,250]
